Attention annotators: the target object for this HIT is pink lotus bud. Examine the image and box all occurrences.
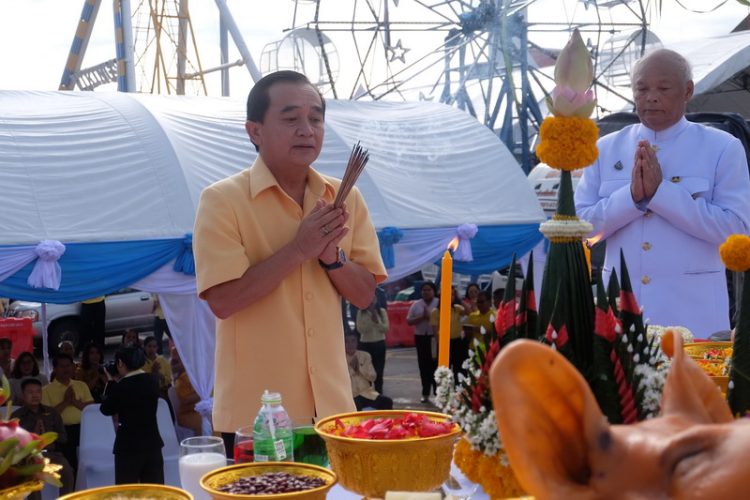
[549,86,596,117]
[554,29,593,94]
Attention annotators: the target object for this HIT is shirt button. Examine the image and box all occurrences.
[641,275,651,285]
[641,242,652,251]
[307,328,314,338]
[305,292,313,301]
[671,176,681,183]
[644,210,653,218]
[309,366,315,375]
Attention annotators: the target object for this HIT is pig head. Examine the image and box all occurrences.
[489,331,749,499]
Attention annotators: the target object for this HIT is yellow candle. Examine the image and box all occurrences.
[438,248,453,367]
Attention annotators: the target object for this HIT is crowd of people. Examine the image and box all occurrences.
[0,330,202,492]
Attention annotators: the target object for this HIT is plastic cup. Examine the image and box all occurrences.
[292,417,328,467]
[233,425,254,464]
[179,436,226,500]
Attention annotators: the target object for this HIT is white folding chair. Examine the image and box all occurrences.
[157,398,181,487]
[76,404,116,490]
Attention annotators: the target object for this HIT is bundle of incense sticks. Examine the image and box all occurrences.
[333,141,369,208]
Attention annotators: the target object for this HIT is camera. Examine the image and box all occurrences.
[104,360,119,377]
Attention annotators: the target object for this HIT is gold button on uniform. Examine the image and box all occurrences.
[671,176,681,183]
[641,276,651,285]
[641,242,652,251]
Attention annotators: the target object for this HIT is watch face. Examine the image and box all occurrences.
[339,248,347,263]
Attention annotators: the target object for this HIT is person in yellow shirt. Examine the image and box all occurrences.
[430,286,466,382]
[143,336,172,393]
[464,290,497,346]
[42,353,94,474]
[194,71,386,450]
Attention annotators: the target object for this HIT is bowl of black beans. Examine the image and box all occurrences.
[199,462,337,500]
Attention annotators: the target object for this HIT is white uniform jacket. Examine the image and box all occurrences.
[575,117,750,338]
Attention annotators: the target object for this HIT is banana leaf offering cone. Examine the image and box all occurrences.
[728,271,750,416]
[719,234,750,416]
[515,254,537,340]
[537,170,595,374]
[591,272,621,423]
[534,28,598,375]
[495,255,519,348]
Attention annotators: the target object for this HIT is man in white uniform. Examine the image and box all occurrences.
[575,49,750,338]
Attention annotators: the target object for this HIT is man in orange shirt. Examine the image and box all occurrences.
[194,71,386,445]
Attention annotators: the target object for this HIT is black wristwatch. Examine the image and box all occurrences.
[319,248,347,271]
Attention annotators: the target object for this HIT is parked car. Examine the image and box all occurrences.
[5,288,156,354]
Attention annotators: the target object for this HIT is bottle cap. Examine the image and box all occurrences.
[260,390,282,404]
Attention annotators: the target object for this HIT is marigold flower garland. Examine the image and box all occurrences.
[453,437,526,499]
[720,234,750,272]
[536,116,599,171]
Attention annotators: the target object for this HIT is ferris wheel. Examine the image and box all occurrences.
[266,0,663,171]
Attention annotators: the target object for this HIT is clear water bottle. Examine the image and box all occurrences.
[252,390,293,462]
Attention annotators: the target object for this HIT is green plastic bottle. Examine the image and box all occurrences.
[252,390,293,462]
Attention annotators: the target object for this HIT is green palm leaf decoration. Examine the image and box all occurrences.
[728,269,750,416]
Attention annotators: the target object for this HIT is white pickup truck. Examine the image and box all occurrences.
[5,288,156,354]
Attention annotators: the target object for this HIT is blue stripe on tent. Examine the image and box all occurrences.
[0,239,183,304]
[450,223,542,275]
[0,224,542,303]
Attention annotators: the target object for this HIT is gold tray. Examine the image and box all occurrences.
[59,484,193,499]
[683,341,732,358]
[200,462,336,500]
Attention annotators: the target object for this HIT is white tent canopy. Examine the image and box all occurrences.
[0,90,544,433]
[0,91,543,245]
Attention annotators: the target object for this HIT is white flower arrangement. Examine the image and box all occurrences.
[647,325,694,345]
[634,355,670,418]
[434,343,503,457]
[434,366,455,411]
[539,217,593,239]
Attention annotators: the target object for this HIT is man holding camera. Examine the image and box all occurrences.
[100,345,164,484]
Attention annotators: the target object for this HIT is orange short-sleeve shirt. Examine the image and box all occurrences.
[194,157,386,432]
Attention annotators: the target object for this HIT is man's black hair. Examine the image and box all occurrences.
[421,281,438,295]
[21,378,43,392]
[115,345,147,371]
[52,353,74,368]
[245,70,326,151]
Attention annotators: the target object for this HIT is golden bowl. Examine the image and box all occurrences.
[58,484,193,499]
[683,341,732,358]
[200,462,337,500]
[315,410,461,499]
